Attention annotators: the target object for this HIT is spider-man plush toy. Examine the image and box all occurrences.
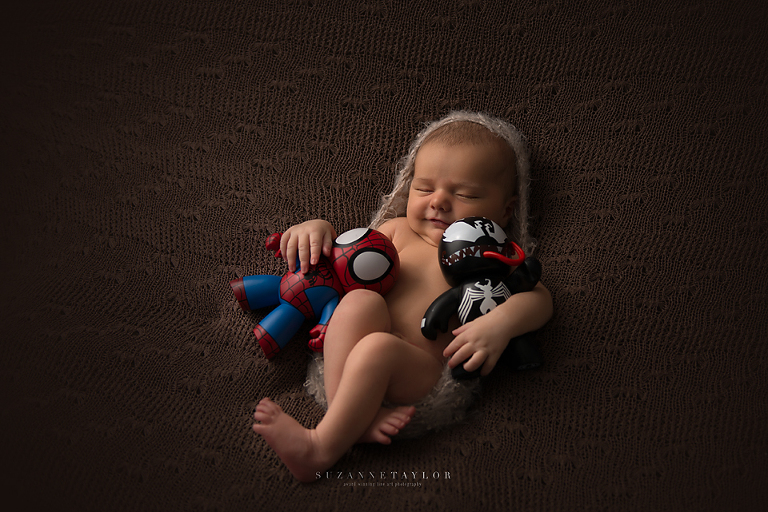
[230,228,399,359]
[421,217,543,379]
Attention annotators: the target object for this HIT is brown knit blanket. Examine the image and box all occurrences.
[1,1,767,510]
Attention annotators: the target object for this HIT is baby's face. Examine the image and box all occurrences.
[407,140,517,246]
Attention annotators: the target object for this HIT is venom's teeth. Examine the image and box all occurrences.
[443,244,502,266]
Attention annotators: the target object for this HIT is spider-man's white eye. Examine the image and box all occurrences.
[351,250,394,283]
[335,228,369,246]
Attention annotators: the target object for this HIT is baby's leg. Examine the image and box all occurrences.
[323,289,391,405]
[323,289,414,444]
[253,333,443,482]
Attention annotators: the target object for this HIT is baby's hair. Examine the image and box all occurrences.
[370,111,535,254]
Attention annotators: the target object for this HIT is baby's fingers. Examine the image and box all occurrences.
[280,232,297,273]
[308,232,329,268]
[455,349,488,373]
[451,323,470,337]
[445,340,475,368]
[307,227,336,270]
[442,335,466,360]
[297,234,313,274]
[322,230,334,258]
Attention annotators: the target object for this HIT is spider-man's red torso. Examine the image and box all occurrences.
[231,227,399,359]
[279,261,343,319]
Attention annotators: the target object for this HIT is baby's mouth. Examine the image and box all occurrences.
[429,218,450,229]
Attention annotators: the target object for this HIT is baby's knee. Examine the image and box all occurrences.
[326,289,391,337]
[348,333,402,366]
[335,289,388,318]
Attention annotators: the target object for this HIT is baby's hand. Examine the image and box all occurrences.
[279,219,337,274]
[443,312,511,377]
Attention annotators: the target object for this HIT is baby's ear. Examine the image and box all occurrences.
[503,195,518,226]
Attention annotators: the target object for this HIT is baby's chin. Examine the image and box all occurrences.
[407,216,446,246]
[425,229,444,247]
[414,229,442,248]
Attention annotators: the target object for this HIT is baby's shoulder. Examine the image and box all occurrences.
[377,217,414,251]
[377,216,408,237]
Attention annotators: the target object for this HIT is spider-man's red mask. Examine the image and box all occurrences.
[330,228,399,295]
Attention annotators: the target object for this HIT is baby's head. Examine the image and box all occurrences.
[372,111,533,253]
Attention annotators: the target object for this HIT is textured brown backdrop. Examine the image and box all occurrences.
[1,1,767,511]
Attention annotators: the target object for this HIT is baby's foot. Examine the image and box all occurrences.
[358,405,416,445]
[252,397,326,483]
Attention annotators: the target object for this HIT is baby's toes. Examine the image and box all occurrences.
[253,398,281,422]
[384,416,407,432]
[392,406,415,421]
[379,421,401,437]
[388,411,414,428]
[373,429,393,445]
[391,412,412,426]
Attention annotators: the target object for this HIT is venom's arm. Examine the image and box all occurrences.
[503,257,542,294]
[421,286,462,340]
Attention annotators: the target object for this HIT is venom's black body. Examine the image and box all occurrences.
[421,217,544,380]
[422,258,542,379]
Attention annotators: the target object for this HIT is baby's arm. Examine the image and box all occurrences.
[444,282,553,376]
[279,219,338,274]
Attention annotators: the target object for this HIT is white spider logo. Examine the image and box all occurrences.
[458,279,511,324]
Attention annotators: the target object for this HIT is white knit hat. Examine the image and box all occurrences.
[371,111,534,253]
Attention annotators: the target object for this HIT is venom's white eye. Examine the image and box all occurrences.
[442,217,506,244]
[442,222,473,242]
[335,227,369,245]
[351,250,393,283]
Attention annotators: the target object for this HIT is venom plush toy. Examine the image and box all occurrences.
[421,217,543,379]
[230,228,399,359]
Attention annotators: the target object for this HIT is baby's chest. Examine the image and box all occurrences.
[398,249,447,291]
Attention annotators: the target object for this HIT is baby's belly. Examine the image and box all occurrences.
[386,296,455,364]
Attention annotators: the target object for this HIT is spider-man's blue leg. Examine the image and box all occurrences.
[255,303,305,358]
[230,275,281,311]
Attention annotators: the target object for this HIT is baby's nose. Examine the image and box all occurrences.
[430,190,451,210]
